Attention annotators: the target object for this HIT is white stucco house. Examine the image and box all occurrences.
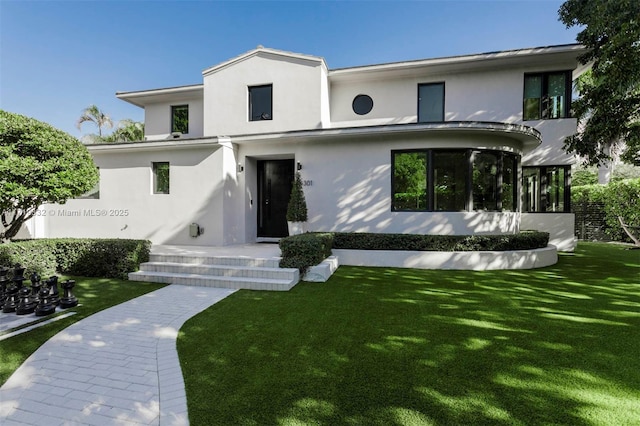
[32,44,588,251]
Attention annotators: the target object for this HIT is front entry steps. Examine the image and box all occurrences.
[128,253,300,291]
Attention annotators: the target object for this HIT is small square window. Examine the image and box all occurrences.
[249,85,272,121]
[171,105,189,134]
[153,162,170,194]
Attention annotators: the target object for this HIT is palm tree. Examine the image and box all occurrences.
[104,119,144,142]
[76,105,113,137]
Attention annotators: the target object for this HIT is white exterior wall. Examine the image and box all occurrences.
[40,144,231,246]
[329,66,578,166]
[234,132,527,243]
[203,52,328,136]
[521,213,576,251]
[144,97,204,141]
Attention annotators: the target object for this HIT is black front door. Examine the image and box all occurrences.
[257,160,294,238]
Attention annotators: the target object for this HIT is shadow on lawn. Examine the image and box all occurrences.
[179,244,640,425]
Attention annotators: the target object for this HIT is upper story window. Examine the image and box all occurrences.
[171,105,189,134]
[152,162,170,194]
[352,94,374,115]
[249,84,273,121]
[418,82,445,123]
[523,71,571,120]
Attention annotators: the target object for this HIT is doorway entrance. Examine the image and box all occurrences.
[257,159,294,238]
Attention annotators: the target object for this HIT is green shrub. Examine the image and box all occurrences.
[279,232,333,272]
[0,238,150,279]
[602,178,640,241]
[0,240,57,277]
[332,231,549,252]
[572,178,640,242]
[286,172,308,222]
[279,232,549,273]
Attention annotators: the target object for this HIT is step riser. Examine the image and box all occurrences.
[129,273,296,291]
[149,254,280,268]
[139,263,295,280]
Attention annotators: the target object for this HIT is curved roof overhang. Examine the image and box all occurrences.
[85,122,541,154]
[231,121,541,152]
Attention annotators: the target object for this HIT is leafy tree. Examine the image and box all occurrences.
[103,119,144,142]
[0,110,99,241]
[559,0,640,166]
[76,104,113,137]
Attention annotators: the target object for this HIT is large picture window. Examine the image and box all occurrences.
[418,82,445,123]
[523,71,571,120]
[392,149,520,212]
[249,84,273,121]
[523,166,570,212]
[434,151,467,211]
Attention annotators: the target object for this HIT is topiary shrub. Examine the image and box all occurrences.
[286,172,308,222]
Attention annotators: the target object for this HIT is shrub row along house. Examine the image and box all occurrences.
[30,44,587,251]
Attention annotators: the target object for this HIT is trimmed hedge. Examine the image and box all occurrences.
[279,233,334,273]
[332,231,549,252]
[279,231,549,273]
[0,238,150,279]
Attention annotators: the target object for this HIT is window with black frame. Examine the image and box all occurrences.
[171,105,189,134]
[418,82,445,123]
[522,165,571,212]
[392,149,520,212]
[523,71,571,120]
[249,84,273,121]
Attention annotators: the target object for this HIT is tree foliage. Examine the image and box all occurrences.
[103,119,145,142]
[76,104,113,137]
[0,110,99,241]
[559,0,640,165]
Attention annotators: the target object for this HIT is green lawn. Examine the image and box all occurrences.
[178,243,640,425]
[0,277,165,386]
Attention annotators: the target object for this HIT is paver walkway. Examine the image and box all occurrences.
[0,285,236,425]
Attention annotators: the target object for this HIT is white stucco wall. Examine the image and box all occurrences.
[521,213,576,251]
[203,52,328,136]
[233,131,528,244]
[328,66,578,166]
[144,97,204,141]
[40,143,231,246]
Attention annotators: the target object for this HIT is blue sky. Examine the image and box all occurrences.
[1,0,579,138]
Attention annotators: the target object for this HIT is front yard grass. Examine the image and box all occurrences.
[0,277,165,386]
[178,243,640,425]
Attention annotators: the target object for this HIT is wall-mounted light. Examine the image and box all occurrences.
[237,163,244,173]
[297,161,302,171]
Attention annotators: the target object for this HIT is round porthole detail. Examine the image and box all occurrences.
[352,94,374,115]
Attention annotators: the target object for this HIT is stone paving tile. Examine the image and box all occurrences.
[0,286,236,425]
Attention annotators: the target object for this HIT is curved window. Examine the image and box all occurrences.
[352,94,374,115]
[392,149,520,212]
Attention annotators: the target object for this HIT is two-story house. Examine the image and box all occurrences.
[34,44,588,251]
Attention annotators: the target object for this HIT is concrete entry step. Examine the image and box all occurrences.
[129,244,300,291]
